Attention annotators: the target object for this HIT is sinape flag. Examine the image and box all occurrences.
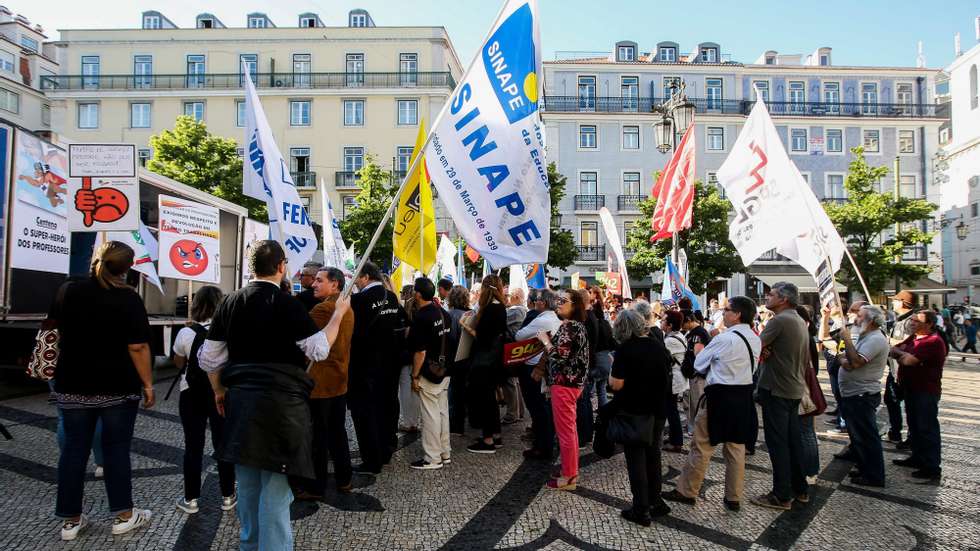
[424,0,549,268]
[393,122,438,274]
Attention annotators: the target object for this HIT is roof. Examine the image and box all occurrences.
[883,278,956,294]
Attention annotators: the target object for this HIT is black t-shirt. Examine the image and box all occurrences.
[611,335,670,415]
[208,281,320,369]
[686,326,711,350]
[51,277,151,395]
[411,302,451,383]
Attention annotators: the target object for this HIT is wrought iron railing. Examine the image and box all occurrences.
[574,194,605,211]
[335,171,359,188]
[821,197,848,205]
[902,246,927,262]
[542,96,940,118]
[42,71,456,91]
[617,194,647,211]
[291,171,316,188]
[576,245,606,262]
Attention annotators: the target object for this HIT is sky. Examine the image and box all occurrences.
[14,0,980,70]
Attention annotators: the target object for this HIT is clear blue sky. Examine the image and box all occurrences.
[20,0,980,70]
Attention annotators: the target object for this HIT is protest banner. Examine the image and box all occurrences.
[241,218,270,287]
[9,129,70,274]
[157,194,221,283]
[503,337,544,366]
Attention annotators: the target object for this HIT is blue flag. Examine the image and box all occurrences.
[526,263,546,289]
[662,255,700,310]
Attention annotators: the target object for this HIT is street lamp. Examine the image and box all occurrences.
[651,81,694,154]
[654,117,674,153]
[957,220,969,241]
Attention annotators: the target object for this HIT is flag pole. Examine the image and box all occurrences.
[340,0,512,300]
[842,246,873,300]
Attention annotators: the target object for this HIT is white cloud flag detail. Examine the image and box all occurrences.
[716,98,845,280]
[423,0,549,269]
[598,207,632,299]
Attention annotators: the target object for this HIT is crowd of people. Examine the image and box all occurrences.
[46,240,949,546]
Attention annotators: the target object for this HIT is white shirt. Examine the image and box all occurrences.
[175,321,210,392]
[693,323,761,387]
[514,310,561,366]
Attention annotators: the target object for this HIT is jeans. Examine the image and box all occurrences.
[398,365,420,429]
[551,385,582,479]
[519,364,554,456]
[883,374,905,440]
[419,377,451,464]
[448,360,470,434]
[964,340,978,353]
[51,380,103,465]
[575,380,594,445]
[236,465,294,551]
[799,415,821,478]
[56,401,138,518]
[839,392,884,483]
[757,388,808,502]
[623,416,667,511]
[905,390,941,472]
[592,351,613,407]
[665,394,684,446]
[294,395,352,494]
[179,387,236,500]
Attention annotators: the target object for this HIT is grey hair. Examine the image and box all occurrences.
[613,309,649,343]
[771,282,800,306]
[538,289,559,310]
[861,305,886,328]
[630,298,652,322]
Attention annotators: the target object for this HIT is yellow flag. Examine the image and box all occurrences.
[393,121,437,273]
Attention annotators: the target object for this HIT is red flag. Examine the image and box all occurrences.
[650,123,697,242]
[465,244,481,263]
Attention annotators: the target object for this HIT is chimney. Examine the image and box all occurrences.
[916,41,925,68]
[955,32,962,56]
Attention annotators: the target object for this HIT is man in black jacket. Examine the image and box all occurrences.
[199,240,348,551]
[348,262,407,473]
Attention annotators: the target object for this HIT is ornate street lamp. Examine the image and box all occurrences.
[651,81,694,154]
[654,116,674,154]
[672,100,696,136]
[957,220,969,241]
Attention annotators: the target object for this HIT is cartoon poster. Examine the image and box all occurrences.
[8,129,71,274]
[241,218,269,287]
[157,194,220,283]
[67,143,138,232]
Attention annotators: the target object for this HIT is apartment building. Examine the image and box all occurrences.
[0,6,58,132]
[542,40,945,299]
[44,9,463,232]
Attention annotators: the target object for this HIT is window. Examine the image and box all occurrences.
[898,129,915,154]
[350,13,367,27]
[240,54,257,85]
[971,264,980,276]
[579,125,597,149]
[823,82,840,113]
[344,99,364,126]
[623,172,640,195]
[705,78,723,109]
[861,82,878,114]
[940,128,950,144]
[578,76,596,110]
[133,55,152,88]
[186,55,205,88]
[143,15,161,29]
[765,55,776,65]
[819,54,830,66]
[826,174,845,199]
[138,148,152,166]
[700,47,717,63]
[78,103,99,129]
[346,53,364,86]
[900,175,918,198]
[896,83,913,115]
[41,104,50,126]
[707,127,724,150]
[972,202,979,218]
[248,17,266,28]
[580,221,598,246]
[397,99,418,125]
[826,128,843,153]
[81,56,100,89]
[198,18,214,29]
[617,46,636,62]
[20,36,38,52]
[658,47,676,62]
[344,147,364,173]
[293,54,311,88]
[862,129,880,153]
[621,76,639,111]
[236,100,246,127]
[300,16,317,28]
[752,80,770,102]
[788,81,805,113]
[707,171,724,198]
[290,100,311,126]
[971,65,978,110]
[622,125,639,149]
[130,102,151,128]
[663,76,681,100]
[289,147,311,175]
[579,172,598,195]
[342,195,357,218]
[0,88,18,113]
[183,101,204,121]
[400,53,418,85]
[236,147,245,158]
[396,146,413,173]
[790,128,808,152]
[0,51,13,73]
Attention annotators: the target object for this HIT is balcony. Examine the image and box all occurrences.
[41,71,456,92]
[903,246,927,262]
[291,171,316,188]
[574,194,605,211]
[576,244,606,262]
[541,96,941,119]
[617,194,647,212]
[335,171,360,188]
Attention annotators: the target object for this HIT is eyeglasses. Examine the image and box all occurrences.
[556,296,570,305]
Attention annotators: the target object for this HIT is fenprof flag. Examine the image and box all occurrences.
[424,0,549,269]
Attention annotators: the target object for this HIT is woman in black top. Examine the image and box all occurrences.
[51,241,155,541]
[464,274,508,454]
[609,309,672,527]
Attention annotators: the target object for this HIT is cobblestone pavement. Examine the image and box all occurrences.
[2,361,979,551]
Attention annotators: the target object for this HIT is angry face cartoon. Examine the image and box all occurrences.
[169,239,208,277]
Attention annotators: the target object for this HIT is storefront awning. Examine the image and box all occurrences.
[882,278,956,295]
[752,273,847,293]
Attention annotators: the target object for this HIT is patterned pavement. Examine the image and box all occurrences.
[1,361,979,550]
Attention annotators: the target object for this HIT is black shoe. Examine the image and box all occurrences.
[834,450,856,461]
[352,463,381,475]
[824,418,841,427]
[467,441,497,454]
[911,469,941,480]
[661,489,695,505]
[522,448,552,461]
[896,439,912,451]
[892,457,921,468]
[723,499,741,512]
[493,437,504,449]
[824,409,839,417]
[851,476,885,488]
[620,508,651,527]
[649,502,671,517]
[848,469,862,479]
[887,433,903,443]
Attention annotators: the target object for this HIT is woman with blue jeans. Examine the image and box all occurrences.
[51,380,104,476]
[50,241,155,541]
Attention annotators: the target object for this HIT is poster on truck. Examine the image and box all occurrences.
[67,143,139,232]
[0,124,9,306]
[157,194,221,283]
[8,128,71,274]
[241,218,269,287]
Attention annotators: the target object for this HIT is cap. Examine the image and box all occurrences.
[889,290,916,305]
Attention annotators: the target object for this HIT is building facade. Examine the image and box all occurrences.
[43,9,463,237]
[0,7,58,132]
[542,40,945,299]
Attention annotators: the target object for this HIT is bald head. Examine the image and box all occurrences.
[847,300,868,314]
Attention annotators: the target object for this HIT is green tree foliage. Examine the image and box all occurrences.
[546,163,577,271]
[625,180,744,293]
[823,147,936,294]
[339,157,397,266]
[147,116,266,220]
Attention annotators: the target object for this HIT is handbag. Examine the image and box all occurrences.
[800,364,827,417]
[606,411,657,447]
[27,319,59,381]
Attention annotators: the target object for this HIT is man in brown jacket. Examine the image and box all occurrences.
[293,267,355,499]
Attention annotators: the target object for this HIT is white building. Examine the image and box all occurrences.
[0,6,58,132]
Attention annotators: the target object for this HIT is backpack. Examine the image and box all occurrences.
[679,339,699,379]
[166,324,209,400]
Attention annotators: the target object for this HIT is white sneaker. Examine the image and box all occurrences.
[221,493,238,511]
[112,508,152,535]
[61,514,88,541]
[441,457,452,465]
[94,465,104,478]
[410,459,443,470]
[175,497,199,514]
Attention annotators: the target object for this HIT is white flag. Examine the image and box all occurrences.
[109,220,163,293]
[320,181,352,277]
[508,264,529,301]
[242,63,317,273]
[717,98,844,278]
[424,0,549,268]
[598,207,632,299]
[434,235,458,282]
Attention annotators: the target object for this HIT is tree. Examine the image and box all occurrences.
[547,163,578,271]
[625,180,744,293]
[823,147,935,295]
[339,156,397,266]
[147,116,266,220]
